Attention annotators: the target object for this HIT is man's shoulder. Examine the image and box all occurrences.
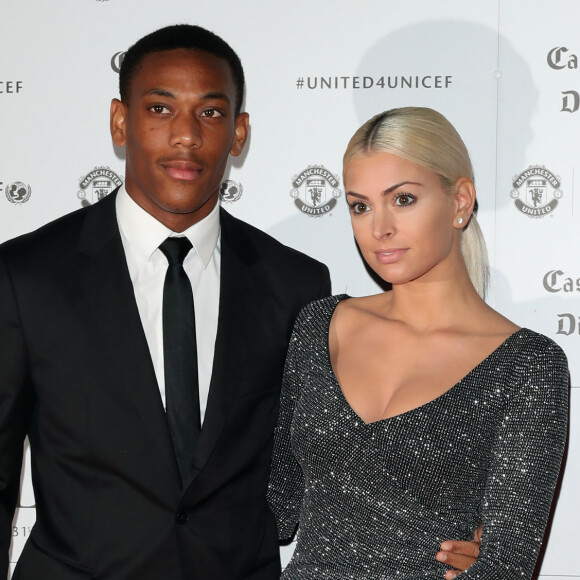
[0,194,113,263]
[1,206,86,257]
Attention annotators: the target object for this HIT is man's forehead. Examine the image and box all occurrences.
[126,48,236,101]
[137,48,231,76]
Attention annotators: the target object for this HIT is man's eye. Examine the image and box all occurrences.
[201,108,223,118]
[150,105,169,114]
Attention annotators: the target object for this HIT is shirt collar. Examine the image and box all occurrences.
[115,184,220,268]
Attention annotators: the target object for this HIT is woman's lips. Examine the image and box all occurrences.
[374,248,408,264]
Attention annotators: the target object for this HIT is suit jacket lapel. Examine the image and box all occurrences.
[76,192,181,485]
[190,208,260,479]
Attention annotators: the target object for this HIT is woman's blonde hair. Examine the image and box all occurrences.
[343,106,489,298]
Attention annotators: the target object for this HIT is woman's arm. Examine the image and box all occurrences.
[458,334,569,579]
[267,310,309,541]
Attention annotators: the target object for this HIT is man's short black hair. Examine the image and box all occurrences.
[119,24,245,115]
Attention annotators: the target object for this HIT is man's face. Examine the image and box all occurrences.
[110,48,249,231]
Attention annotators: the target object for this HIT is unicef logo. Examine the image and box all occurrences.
[510,165,563,218]
[111,51,126,73]
[290,165,342,217]
[5,182,31,205]
[219,179,243,203]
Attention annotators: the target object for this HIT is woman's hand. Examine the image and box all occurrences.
[436,524,482,578]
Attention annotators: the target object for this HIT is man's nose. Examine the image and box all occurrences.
[170,113,202,148]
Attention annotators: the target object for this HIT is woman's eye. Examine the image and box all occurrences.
[350,202,370,214]
[394,193,416,207]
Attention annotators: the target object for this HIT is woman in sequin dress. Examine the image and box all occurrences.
[268,107,568,579]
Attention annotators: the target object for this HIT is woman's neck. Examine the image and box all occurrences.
[381,269,485,333]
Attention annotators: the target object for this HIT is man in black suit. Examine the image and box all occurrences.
[0,24,479,579]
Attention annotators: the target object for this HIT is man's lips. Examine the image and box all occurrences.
[374,248,408,264]
[161,160,204,181]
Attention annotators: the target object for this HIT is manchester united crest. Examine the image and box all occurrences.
[290,165,342,217]
[511,165,563,218]
[78,167,123,208]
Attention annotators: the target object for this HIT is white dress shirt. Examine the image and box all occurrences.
[116,185,220,425]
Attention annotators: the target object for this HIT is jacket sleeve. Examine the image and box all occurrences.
[316,264,332,301]
[459,335,569,579]
[267,309,310,542]
[0,249,34,576]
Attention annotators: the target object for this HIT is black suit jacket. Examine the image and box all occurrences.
[0,191,331,579]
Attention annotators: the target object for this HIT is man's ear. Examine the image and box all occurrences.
[230,112,250,157]
[110,98,128,147]
[453,177,477,229]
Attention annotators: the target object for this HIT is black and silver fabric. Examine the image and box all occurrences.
[159,236,200,485]
[268,295,569,579]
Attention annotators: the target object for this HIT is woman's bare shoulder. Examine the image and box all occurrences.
[335,292,391,316]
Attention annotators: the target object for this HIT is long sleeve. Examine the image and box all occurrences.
[316,265,332,303]
[267,310,309,542]
[459,334,568,579]
[0,250,34,576]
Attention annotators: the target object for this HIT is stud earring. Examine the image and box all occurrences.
[457,217,464,225]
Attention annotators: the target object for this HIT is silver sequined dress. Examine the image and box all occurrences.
[268,295,568,579]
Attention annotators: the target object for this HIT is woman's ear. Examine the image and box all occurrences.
[453,177,476,229]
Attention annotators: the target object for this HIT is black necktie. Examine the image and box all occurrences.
[159,237,200,485]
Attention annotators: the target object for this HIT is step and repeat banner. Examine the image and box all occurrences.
[1,0,578,577]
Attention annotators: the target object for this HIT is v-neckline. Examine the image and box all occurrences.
[325,295,525,426]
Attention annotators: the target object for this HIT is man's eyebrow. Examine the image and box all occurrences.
[140,89,231,104]
[201,92,231,103]
[142,88,176,99]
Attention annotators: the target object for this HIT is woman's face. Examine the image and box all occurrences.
[343,152,462,287]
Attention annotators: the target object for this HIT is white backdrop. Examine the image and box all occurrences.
[1,1,578,577]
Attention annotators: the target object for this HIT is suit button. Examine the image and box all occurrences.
[176,511,188,525]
